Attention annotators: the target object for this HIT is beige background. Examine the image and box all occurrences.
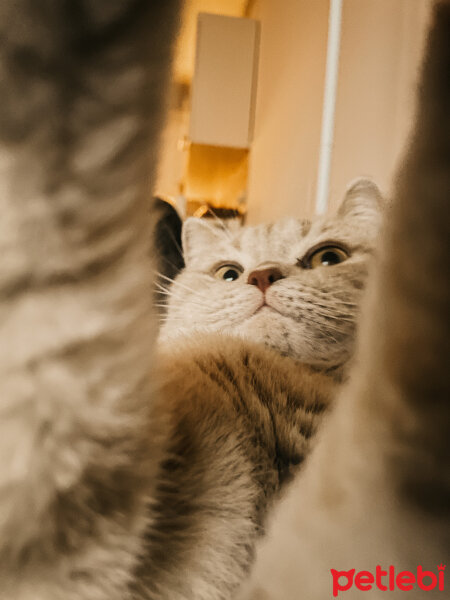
[156,0,433,222]
[246,0,433,222]
[189,13,259,148]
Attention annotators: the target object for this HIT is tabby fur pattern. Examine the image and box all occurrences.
[0,1,448,600]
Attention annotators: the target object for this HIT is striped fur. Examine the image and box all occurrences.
[0,2,182,599]
[134,336,333,599]
[0,1,448,600]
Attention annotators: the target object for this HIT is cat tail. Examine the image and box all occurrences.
[0,2,180,598]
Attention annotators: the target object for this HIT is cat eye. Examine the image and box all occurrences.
[214,263,244,281]
[299,243,349,269]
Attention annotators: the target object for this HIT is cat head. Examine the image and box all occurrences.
[159,179,383,371]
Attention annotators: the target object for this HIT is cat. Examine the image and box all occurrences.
[0,2,448,600]
[134,179,381,598]
[152,196,184,311]
[0,1,182,599]
[159,179,382,375]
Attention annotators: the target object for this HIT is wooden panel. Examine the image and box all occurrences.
[184,143,249,209]
[189,13,259,148]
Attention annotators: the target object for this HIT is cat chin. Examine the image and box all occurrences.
[231,309,299,357]
[236,306,291,332]
[160,309,352,370]
[230,309,352,370]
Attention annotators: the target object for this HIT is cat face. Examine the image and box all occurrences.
[160,179,383,370]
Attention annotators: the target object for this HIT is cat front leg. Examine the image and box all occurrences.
[0,2,181,598]
[238,3,450,598]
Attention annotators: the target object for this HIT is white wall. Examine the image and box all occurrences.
[246,0,433,222]
[246,0,330,222]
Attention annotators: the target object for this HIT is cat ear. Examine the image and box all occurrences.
[182,217,229,264]
[338,177,383,220]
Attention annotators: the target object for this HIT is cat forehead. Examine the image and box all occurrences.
[183,204,380,270]
[181,218,310,268]
[216,214,364,258]
[234,218,311,255]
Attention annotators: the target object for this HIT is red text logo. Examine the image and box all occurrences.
[330,564,445,597]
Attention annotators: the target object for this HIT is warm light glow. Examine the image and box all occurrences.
[183,143,249,212]
[173,0,248,84]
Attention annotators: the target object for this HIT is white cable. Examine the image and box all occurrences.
[315,0,343,214]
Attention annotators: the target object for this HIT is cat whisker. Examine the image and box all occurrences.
[163,227,184,259]
[154,276,198,297]
[155,272,209,299]
[154,292,212,313]
[304,313,352,332]
[154,301,212,313]
[154,281,171,293]
[295,295,358,309]
[298,286,360,304]
[203,210,234,242]
[311,295,358,306]
[154,283,182,297]
[159,255,184,273]
[311,311,355,324]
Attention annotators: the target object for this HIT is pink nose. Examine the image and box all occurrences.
[247,267,284,293]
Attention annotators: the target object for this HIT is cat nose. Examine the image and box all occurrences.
[247,267,284,293]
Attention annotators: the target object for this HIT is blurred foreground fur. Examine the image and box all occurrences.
[0,1,182,598]
[239,2,450,598]
[0,1,448,600]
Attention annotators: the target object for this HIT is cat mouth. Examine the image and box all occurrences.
[253,302,282,316]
